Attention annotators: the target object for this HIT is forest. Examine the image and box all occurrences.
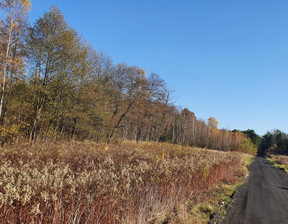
[0,1,259,154]
[259,130,288,155]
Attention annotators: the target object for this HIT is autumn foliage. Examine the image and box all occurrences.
[0,4,257,154]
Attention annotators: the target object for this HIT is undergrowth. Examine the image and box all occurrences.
[0,140,247,223]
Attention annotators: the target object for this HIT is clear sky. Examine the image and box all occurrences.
[29,0,288,136]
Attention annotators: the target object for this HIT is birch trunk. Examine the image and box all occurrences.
[0,16,14,121]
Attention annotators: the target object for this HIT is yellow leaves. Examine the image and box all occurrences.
[21,0,31,13]
[137,67,146,76]
[235,139,257,155]
[208,117,218,129]
[1,0,31,13]
[21,0,30,8]
[0,124,20,138]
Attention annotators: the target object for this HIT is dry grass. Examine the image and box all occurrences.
[269,155,288,173]
[0,140,246,223]
[270,155,288,166]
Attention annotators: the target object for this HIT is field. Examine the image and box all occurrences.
[0,140,248,224]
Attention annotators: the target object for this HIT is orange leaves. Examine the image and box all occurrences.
[208,116,218,129]
[1,0,31,13]
[21,0,31,13]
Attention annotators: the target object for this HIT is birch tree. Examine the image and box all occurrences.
[0,0,30,121]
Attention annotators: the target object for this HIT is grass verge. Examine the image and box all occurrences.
[267,155,288,173]
[181,154,254,224]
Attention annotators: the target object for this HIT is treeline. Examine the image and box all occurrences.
[259,130,288,155]
[0,2,256,153]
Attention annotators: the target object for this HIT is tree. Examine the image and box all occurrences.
[0,0,30,122]
[242,129,262,148]
[235,138,257,155]
[180,108,196,145]
[259,132,276,156]
[0,2,259,153]
[208,117,218,129]
[106,64,148,143]
[271,130,288,154]
[27,6,85,141]
[71,46,112,141]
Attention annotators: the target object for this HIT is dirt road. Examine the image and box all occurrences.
[222,157,288,224]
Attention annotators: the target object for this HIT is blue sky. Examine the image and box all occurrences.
[29,0,288,136]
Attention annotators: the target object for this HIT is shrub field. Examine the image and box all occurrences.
[0,141,247,223]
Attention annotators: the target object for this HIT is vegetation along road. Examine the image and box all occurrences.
[223,157,288,224]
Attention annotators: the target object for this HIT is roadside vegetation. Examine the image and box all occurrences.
[205,153,253,224]
[259,130,288,172]
[267,155,288,173]
[0,140,252,224]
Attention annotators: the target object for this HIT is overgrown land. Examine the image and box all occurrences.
[0,141,253,223]
[0,1,260,224]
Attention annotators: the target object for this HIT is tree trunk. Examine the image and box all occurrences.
[121,119,130,145]
[107,100,135,144]
[136,123,143,142]
[29,100,44,142]
[0,17,14,122]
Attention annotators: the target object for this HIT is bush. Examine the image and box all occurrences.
[234,139,257,155]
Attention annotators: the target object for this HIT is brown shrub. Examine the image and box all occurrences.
[270,154,288,166]
[0,140,245,223]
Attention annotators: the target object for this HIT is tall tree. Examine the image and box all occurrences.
[26,6,83,141]
[0,0,30,121]
[259,132,276,156]
[106,64,148,143]
[242,129,262,148]
[208,117,218,129]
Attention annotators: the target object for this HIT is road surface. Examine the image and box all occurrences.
[222,157,288,224]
